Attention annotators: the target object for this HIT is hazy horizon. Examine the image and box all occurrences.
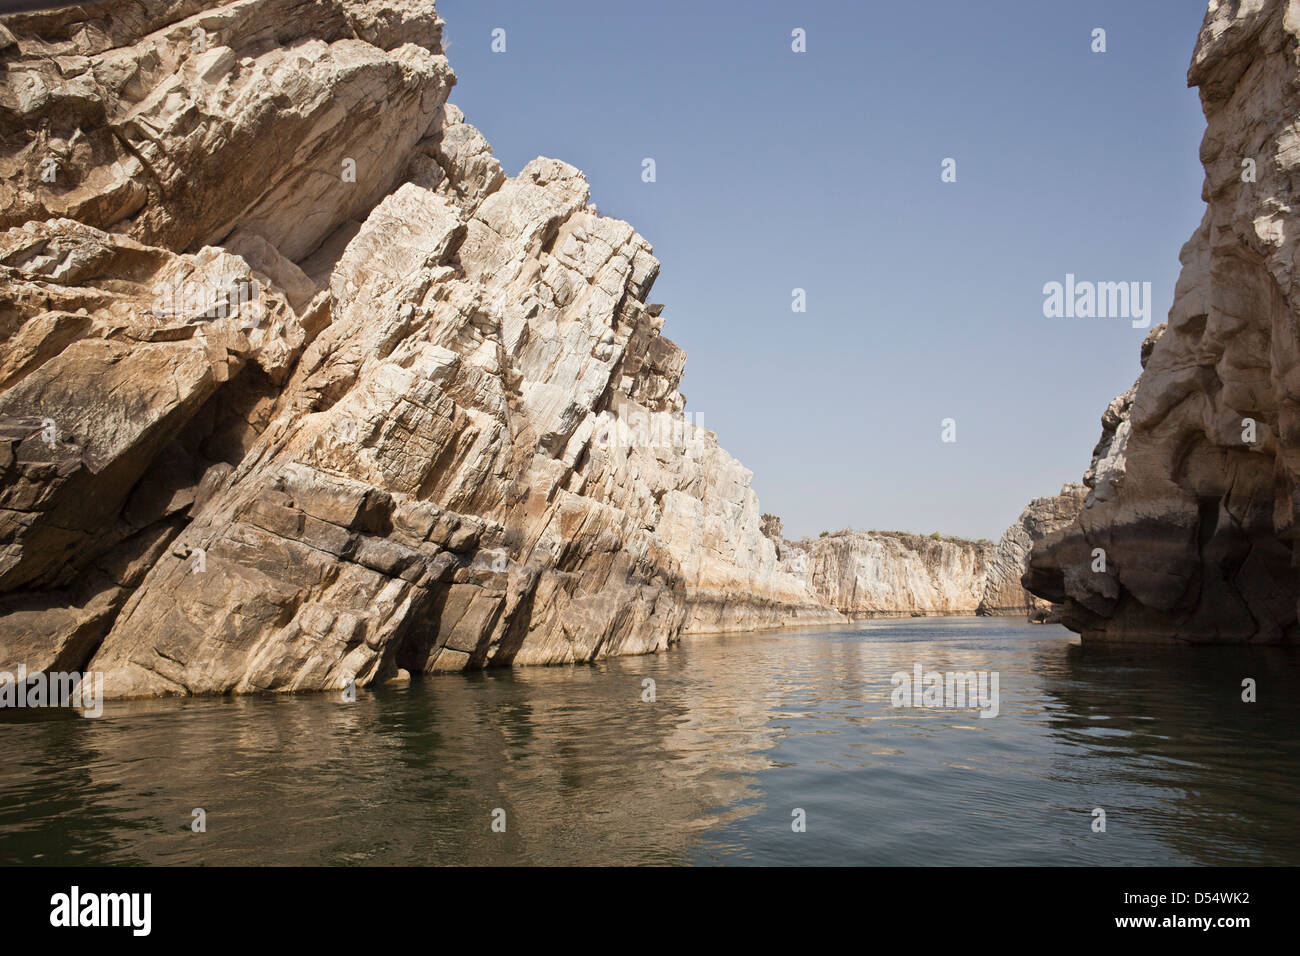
[443,0,1208,540]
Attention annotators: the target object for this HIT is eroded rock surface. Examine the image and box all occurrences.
[783,531,995,617]
[0,0,843,697]
[1025,0,1300,644]
[979,483,1088,620]
[782,489,1088,620]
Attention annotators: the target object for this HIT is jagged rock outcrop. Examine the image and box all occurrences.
[0,0,842,698]
[783,531,995,617]
[978,483,1088,620]
[1025,0,1300,644]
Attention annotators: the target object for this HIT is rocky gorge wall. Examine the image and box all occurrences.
[772,484,1085,620]
[0,0,844,698]
[782,531,994,617]
[1024,0,1300,645]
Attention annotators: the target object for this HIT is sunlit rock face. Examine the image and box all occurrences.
[776,486,1087,620]
[782,532,995,617]
[764,496,1090,620]
[0,0,842,697]
[1025,0,1300,644]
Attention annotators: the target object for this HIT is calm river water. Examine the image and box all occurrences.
[1,617,1296,865]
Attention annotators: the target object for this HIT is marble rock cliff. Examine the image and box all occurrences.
[0,0,842,698]
[1025,0,1300,644]
[778,482,1086,620]
[782,531,995,617]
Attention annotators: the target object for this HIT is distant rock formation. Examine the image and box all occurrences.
[1024,0,1300,644]
[0,0,843,698]
[782,482,1087,620]
[784,531,994,617]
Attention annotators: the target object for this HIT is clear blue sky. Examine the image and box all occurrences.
[440,0,1210,540]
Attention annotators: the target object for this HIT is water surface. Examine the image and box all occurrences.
[1,617,1297,865]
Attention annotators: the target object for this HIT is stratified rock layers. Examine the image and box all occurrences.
[778,486,1085,619]
[0,0,843,697]
[784,532,994,617]
[1024,0,1300,644]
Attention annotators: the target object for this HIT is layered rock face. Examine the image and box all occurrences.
[979,483,1088,620]
[0,0,841,698]
[1025,0,1300,644]
[782,531,994,617]
[783,486,1086,620]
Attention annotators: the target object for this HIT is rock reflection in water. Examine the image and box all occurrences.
[1,618,1296,866]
